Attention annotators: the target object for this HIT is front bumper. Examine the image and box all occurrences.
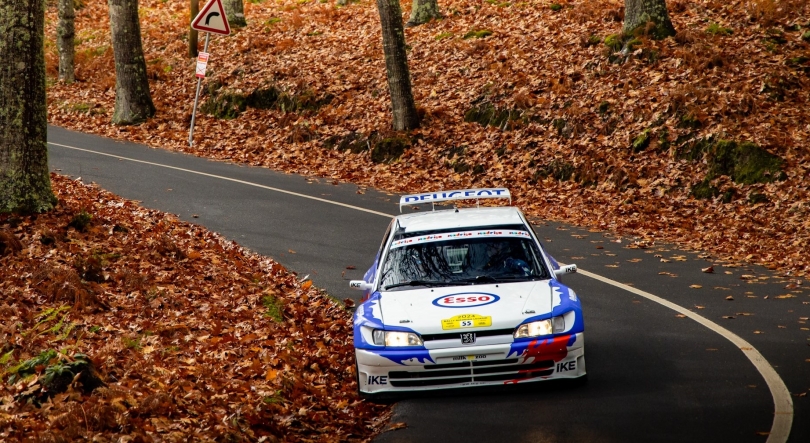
[356,333,585,394]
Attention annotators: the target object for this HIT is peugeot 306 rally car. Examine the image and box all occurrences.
[350,188,585,397]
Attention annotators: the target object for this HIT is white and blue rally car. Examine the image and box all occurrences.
[350,188,585,397]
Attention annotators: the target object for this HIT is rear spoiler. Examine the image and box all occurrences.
[399,188,511,212]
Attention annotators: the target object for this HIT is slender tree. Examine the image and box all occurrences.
[223,0,246,28]
[376,0,420,131]
[57,0,76,83]
[406,0,440,27]
[623,0,676,39]
[108,0,156,125]
[189,0,199,58]
[0,0,57,213]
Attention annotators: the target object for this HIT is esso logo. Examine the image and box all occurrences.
[432,293,500,308]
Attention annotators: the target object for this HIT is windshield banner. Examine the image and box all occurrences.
[390,230,531,249]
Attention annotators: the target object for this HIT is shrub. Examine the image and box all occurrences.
[706,23,732,36]
[463,29,493,39]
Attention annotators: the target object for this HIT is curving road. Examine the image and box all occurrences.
[47,126,807,442]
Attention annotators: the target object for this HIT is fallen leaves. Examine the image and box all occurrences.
[0,175,387,441]
[385,422,408,432]
[689,284,702,289]
[725,296,734,301]
[702,266,714,274]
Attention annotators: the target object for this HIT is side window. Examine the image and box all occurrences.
[525,219,559,273]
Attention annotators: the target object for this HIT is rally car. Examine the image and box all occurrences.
[350,188,585,397]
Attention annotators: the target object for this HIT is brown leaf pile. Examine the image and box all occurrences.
[0,175,387,441]
[44,0,810,281]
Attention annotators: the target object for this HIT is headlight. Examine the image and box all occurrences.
[372,330,423,346]
[514,315,566,338]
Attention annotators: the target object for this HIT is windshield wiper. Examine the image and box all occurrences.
[458,275,500,284]
[384,280,458,290]
[459,275,546,284]
[494,275,546,282]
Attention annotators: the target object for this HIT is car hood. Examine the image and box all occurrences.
[378,280,559,334]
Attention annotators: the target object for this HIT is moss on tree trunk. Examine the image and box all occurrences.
[407,0,441,27]
[57,0,75,83]
[224,0,246,28]
[623,0,676,40]
[108,0,156,125]
[377,0,420,131]
[0,0,57,213]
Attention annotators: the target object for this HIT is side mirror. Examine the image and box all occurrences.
[349,280,374,291]
[554,264,577,278]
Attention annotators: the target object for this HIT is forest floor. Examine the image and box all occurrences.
[3,0,810,441]
[0,175,388,441]
[44,0,810,277]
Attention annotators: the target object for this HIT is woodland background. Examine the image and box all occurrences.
[1,0,809,441]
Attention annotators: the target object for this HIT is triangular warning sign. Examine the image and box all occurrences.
[191,0,231,35]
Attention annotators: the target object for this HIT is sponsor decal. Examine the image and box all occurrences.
[556,361,576,372]
[441,313,492,330]
[451,354,488,361]
[367,375,388,385]
[433,293,500,308]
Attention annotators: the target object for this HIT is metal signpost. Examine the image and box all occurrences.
[189,0,231,146]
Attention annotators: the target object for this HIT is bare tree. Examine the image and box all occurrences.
[376,0,420,131]
[189,0,199,58]
[623,0,675,39]
[57,0,76,83]
[223,0,246,28]
[407,0,440,27]
[0,0,57,213]
[108,0,156,125]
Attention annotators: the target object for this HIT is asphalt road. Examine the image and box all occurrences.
[48,126,808,443]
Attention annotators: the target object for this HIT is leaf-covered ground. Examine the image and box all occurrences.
[0,175,387,441]
[44,0,810,277]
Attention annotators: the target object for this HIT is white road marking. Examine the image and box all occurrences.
[577,269,793,443]
[50,141,794,443]
[48,143,393,218]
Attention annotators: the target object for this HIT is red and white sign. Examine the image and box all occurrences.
[433,293,500,308]
[191,0,231,35]
[195,52,210,78]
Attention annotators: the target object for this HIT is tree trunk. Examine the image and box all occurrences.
[0,0,57,213]
[407,0,440,27]
[189,0,199,58]
[108,0,156,125]
[623,0,675,39]
[223,0,246,28]
[57,0,76,83]
[376,0,420,131]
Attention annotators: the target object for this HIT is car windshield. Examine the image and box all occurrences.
[379,229,550,291]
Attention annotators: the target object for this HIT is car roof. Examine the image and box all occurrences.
[394,206,527,233]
